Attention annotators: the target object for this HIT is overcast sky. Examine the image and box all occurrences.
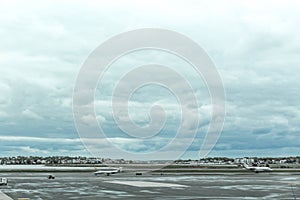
[0,0,299,159]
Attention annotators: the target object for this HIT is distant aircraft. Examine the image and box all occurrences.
[242,163,272,173]
[94,167,123,176]
[0,177,7,186]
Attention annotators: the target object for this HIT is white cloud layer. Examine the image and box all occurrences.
[0,0,300,158]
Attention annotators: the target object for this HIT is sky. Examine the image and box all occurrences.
[0,0,300,159]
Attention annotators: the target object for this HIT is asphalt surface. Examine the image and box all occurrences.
[0,172,299,199]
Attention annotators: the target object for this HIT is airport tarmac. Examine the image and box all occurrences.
[0,172,299,199]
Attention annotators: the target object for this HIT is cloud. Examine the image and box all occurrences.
[0,0,299,158]
[0,111,8,119]
[0,136,87,156]
[22,109,43,120]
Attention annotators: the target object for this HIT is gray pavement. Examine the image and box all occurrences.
[0,191,13,200]
[0,172,299,199]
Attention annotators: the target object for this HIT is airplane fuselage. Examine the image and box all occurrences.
[94,167,122,176]
[243,163,272,173]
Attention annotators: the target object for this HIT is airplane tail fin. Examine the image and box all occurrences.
[118,167,123,172]
[242,163,250,169]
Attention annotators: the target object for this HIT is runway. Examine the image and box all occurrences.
[0,191,13,200]
[0,172,299,199]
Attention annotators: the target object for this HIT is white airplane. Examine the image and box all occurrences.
[0,177,7,186]
[242,163,272,173]
[94,167,123,176]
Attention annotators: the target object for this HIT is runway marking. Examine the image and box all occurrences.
[0,191,13,200]
[106,180,188,188]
